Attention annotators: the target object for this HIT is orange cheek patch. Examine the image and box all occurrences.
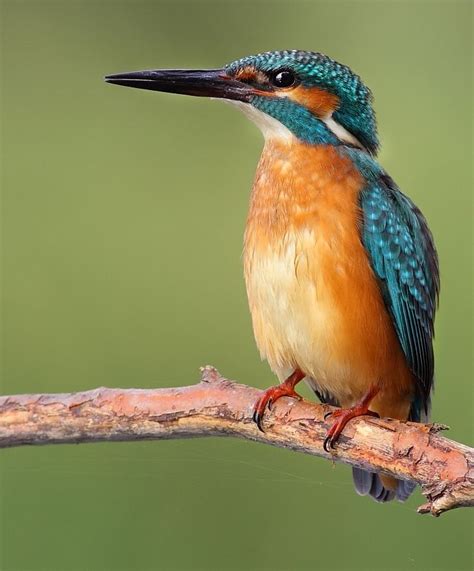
[288,86,339,117]
[235,66,268,85]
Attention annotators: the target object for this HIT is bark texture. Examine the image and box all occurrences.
[1,366,472,516]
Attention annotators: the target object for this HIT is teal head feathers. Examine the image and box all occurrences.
[225,50,378,154]
[105,50,378,154]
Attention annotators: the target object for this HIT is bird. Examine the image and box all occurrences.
[105,50,439,503]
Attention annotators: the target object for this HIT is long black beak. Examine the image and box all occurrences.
[104,68,253,102]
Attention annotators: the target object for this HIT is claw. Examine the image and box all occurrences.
[251,369,305,432]
[323,436,332,453]
[252,409,264,432]
[323,387,380,452]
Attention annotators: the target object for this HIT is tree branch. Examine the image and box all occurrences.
[1,366,472,516]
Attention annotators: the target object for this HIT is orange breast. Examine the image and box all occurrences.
[244,139,414,420]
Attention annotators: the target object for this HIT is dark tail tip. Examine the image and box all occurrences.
[352,467,416,503]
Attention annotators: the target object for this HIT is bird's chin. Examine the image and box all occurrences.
[221,100,295,143]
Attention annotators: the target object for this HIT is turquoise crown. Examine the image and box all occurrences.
[225,50,379,154]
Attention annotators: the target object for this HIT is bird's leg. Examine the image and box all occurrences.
[252,369,305,432]
[323,386,380,452]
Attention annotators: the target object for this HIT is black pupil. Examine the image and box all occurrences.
[273,71,295,87]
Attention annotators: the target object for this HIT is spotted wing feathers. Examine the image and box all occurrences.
[360,174,439,414]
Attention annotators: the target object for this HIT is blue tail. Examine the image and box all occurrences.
[352,396,429,502]
[309,380,428,503]
[351,467,415,502]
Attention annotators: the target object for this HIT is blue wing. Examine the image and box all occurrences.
[360,173,439,416]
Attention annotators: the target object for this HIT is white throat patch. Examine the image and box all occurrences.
[223,100,365,149]
[223,100,294,142]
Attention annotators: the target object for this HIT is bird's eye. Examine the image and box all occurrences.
[271,70,296,88]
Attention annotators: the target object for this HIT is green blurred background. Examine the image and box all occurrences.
[1,1,472,570]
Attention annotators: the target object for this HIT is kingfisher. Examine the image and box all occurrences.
[105,50,439,503]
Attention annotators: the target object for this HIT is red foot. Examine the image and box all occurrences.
[253,369,305,432]
[323,386,380,452]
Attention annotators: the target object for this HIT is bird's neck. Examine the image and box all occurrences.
[245,139,364,251]
[250,96,365,149]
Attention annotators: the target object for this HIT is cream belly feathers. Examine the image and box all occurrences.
[243,136,414,421]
